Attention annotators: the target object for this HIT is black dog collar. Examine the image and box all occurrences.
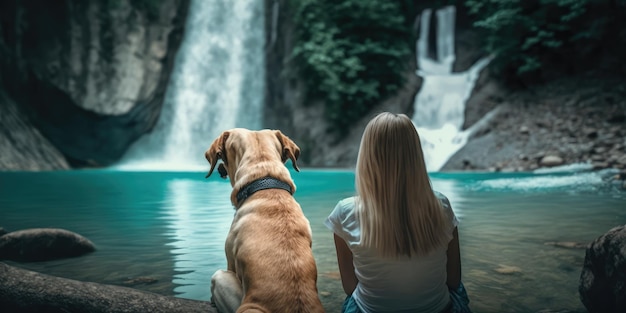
[236,177,293,205]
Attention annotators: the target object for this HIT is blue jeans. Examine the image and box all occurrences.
[342,295,362,313]
[449,281,472,313]
[342,282,472,313]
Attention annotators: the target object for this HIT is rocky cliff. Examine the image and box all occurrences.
[0,0,189,169]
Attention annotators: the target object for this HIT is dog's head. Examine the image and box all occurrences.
[204,128,300,181]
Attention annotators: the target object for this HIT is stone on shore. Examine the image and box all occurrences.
[494,264,522,275]
[0,228,96,262]
[544,241,588,249]
[540,155,564,167]
[579,225,626,313]
[0,262,215,313]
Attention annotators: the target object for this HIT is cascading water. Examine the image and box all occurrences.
[412,6,491,172]
[117,0,264,171]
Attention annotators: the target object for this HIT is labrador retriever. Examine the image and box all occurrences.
[205,128,325,313]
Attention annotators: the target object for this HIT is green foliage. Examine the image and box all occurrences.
[290,0,412,134]
[106,0,160,20]
[465,0,626,83]
[130,0,161,20]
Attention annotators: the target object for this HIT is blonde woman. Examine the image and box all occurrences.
[325,112,471,313]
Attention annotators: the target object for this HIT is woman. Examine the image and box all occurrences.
[325,112,471,313]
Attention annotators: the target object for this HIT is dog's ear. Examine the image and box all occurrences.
[205,131,230,178]
[275,130,300,172]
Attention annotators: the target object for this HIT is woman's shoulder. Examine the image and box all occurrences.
[337,196,357,207]
[433,190,451,209]
[326,196,360,239]
[335,196,358,217]
[433,190,458,228]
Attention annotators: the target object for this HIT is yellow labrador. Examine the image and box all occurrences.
[205,128,324,313]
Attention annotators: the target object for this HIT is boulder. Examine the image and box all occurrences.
[0,262,215,313]
[579,225,626,313]
[540,155,564,167]
[0,228,7,236]
[519,125,530,134]
[0,228,95,262]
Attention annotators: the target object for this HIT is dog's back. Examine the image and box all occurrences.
[229,191,324,313]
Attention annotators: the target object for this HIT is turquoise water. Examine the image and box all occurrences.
[1,169,624,312]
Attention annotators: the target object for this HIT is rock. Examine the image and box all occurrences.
[0,90,71,170]
[0,228,7,237]
[584,128,599,139]
[544,241,588,249]
[536,120,551,128]
[579,225,626,313]
[321,271,341,280]
[519,125,530,134]
[590,155,605,162]
[540,155,564,167]
[122,277,159,287]
[592,146,607,154]
[607,113,626,124]
[592,162,609,170]
[494,265,521,275]
[614,171,626,180]
[0,262,215,313]
[0,228,95,262]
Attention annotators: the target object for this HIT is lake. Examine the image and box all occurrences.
[0,169,624,312]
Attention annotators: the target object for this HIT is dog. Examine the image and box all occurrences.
[205,128,325,313]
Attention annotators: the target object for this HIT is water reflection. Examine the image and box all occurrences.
[162,178,233,300]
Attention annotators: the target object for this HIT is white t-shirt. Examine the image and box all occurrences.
[324,192,459,313]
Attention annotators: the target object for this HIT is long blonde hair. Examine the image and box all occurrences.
[355,112,449,258]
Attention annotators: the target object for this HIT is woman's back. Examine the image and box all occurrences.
[352,242,450,312]
[326,195,457,313]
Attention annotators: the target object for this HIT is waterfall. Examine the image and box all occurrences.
[117,0,264,171]
[412,6,490,172]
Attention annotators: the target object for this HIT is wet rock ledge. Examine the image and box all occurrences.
[0,262,216,313]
